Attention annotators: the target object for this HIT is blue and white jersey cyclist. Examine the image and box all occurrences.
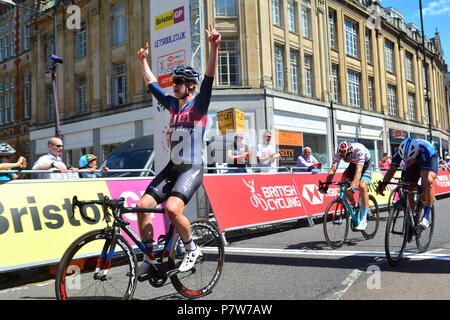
[377,138,438,229]
[135,25,221,275]
[320,141,373,231]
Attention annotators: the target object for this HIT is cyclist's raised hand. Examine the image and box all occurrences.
[137,41,149,62]
[205,24,221,48]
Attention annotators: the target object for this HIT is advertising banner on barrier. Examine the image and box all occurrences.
[205,170,450,232]
[203,174,308,231]
[0,178,168,272]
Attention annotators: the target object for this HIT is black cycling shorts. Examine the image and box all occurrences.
[144,161,203,205]
[342,161,373,183]
[402,153,439,183]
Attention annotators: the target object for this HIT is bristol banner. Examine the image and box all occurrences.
[0,179,168,272]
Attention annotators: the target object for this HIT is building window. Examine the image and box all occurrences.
[3,81,13,124]
[387,84,397,116]
[274,44,284,90]
[344,19,359,58]
[424,98,430,124]
[347,70,360,107]
[75,22,87,59]
[422,62,428,88]
[385,40,394,73]
[22,12,31,51]
[218,39,240,86]
[112,63,127,106]
[405,52,414,82]
[45,35,54,70]
[46,85,54,121]
[408,92,416,121]
[288,0,298,33]
[304,54,313,97]
[215,0,237,17]
[365,29,372,64]
[111,1,126,46]
[23,73,31,119]
[290,49,299,94]
[272,0,282,26]
[329,9,337,50]
[0,82,3,124]
[301,0,311,39]
[76,74,88,113]
[332,64,339,102]
[368,76,375,111]
[0,38,3,61]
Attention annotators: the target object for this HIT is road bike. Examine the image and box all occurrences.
[379,181,434,266]
[319,180,379,248]
[55,196,225,300]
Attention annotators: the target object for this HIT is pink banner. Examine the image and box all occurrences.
[105,180,169,244]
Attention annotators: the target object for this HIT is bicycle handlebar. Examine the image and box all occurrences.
[71,195,165,223]
[376,180,422,196]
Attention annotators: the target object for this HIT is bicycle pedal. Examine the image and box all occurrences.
[138,274,149,282]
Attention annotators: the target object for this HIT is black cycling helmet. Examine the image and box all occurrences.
[171,65,200,84]
[0,143,16,156]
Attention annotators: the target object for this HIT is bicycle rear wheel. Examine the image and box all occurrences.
[385,202,408,266]
[361,195,380,240]
[416,204,435,253]
[323,199,349,248]
[55,229,138,300]
[169,219,224,299]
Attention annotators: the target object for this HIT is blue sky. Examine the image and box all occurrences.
[381,0,450,67]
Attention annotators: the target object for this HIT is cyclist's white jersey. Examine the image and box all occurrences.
[333,142,371,167]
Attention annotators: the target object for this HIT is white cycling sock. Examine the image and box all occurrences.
[183,238,197,251]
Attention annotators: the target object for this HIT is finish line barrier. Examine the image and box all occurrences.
[1,170,450,272]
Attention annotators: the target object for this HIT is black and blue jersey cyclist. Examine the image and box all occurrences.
[376,138,438,229]
[135,25,221,275]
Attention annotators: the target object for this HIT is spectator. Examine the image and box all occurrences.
[378,152,391,171]
[256,131,280,171]
[445,155,450,167]
[296,147,321,172]
[439,158,449,171]
[32,137,78,179]
[226,132,250,173]
[78,154,109,178]
[0,143,27,182]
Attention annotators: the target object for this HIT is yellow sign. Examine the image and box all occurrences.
[217,108,245,135]
[155,10,174,30]
[0,181,110,271]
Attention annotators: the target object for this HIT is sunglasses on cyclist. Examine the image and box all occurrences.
[172,78,185,86]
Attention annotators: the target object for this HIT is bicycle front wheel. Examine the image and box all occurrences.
[323,198,349,248]
[55,229,138,300]
[416,205,435,253]
[385,202,408,266]
[170,218,225,299]
[361,195,380,240]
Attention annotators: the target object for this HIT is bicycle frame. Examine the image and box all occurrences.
[72,196,178,278]
[335,183,360,226]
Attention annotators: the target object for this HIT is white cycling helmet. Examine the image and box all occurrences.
[0,143,16,156]
[398,138,420,162]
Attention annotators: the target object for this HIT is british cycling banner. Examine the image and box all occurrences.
[203,174,309,231]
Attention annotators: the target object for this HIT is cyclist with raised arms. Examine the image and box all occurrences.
[319,141,373,231]
[135,25,221,275]
[376,138,438,229]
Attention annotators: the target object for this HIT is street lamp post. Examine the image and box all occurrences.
[419,0,433,143]
[0,0,63,138]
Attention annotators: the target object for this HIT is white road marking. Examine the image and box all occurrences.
[326,269,364,300]
[221,246,450,261]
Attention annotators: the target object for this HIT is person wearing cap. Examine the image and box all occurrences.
[0,143,27,181]
[135,25,221,274]
[78,154,109,178]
